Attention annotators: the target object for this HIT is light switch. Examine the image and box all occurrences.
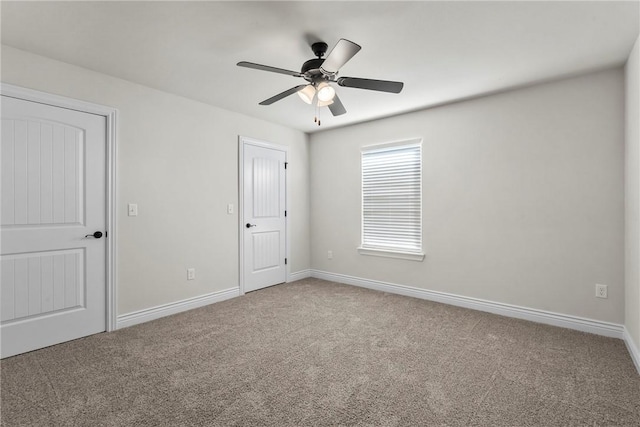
[227,204,234,214]
[128,203,138,216]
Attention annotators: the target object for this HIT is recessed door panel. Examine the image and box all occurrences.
[1,118,84,227]
[252,157,280,219]
[252,231,281,272]
[0,250,85,323]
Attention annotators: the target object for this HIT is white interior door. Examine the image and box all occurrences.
[242,142,286,292]
[1,95,106,358]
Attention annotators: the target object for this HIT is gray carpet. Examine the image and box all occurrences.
[1,278,639,426]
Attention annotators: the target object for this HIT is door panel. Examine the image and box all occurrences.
[252,231,281,271]
[4,122,84,226]
[1,250,84,322]
[243,143,286,292]
[252,156,281,218]
[1,95,106,358]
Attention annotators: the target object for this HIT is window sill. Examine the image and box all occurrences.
[357,247,425,262]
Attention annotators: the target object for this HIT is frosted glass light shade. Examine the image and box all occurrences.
[317,98,334,107]
[316,82,335,102]
[297,85,316,104]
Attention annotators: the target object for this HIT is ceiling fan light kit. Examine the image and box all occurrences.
[317,98,334,107]
[316,81,335,102]
[297,84,316,104]
[238,38,404,126]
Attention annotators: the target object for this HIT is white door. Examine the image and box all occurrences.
[1,95,106,358]
[242,142,286,292]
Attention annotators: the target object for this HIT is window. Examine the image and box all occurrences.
[359,139,424,261]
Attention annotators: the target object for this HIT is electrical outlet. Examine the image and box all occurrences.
[327,250,333,260]
[595,284,608,299]
[187,268,196,281]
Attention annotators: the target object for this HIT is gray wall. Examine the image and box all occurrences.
[310,68,625,323]
[625,36,640,350]
[2,44,630,329]
[1,45,311,315]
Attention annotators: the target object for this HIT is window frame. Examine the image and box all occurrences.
[358,138,425,262]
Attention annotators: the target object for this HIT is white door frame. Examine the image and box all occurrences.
[238,136,289,295]
[1,83,118,332]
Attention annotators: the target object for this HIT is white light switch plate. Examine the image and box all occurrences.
[227,204,234,214]
[128,203,138,216]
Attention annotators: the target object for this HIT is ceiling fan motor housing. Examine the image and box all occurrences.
[300,42,332,82]
[301,58,326,78]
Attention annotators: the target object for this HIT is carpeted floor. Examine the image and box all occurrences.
[1,278,639,426]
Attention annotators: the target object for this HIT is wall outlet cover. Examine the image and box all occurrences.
[595,284,608,299]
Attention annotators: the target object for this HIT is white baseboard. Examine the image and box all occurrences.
[623,327,640,374]
[117,287,240,329]
[311,270,624,339]
[288,269,311,282]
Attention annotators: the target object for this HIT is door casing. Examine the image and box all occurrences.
[238,136,289,294]
[1,83,118,332]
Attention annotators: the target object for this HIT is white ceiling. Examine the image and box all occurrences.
[1,1,638,133]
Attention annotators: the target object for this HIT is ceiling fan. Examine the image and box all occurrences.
[237,38,404,125]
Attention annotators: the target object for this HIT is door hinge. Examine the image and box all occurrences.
[285,258,288,265]
[284,162,288,169]
[284,210,287,217]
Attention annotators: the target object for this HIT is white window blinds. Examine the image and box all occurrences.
[361,140,422,254]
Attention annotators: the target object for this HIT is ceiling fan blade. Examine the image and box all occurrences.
[328,94,346,116]
[320,39,361,75]
[259,85,307,105]
[237,61,302,77]
[337,77,404,94]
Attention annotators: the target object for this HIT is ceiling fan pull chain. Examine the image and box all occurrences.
[314,101,319,125]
